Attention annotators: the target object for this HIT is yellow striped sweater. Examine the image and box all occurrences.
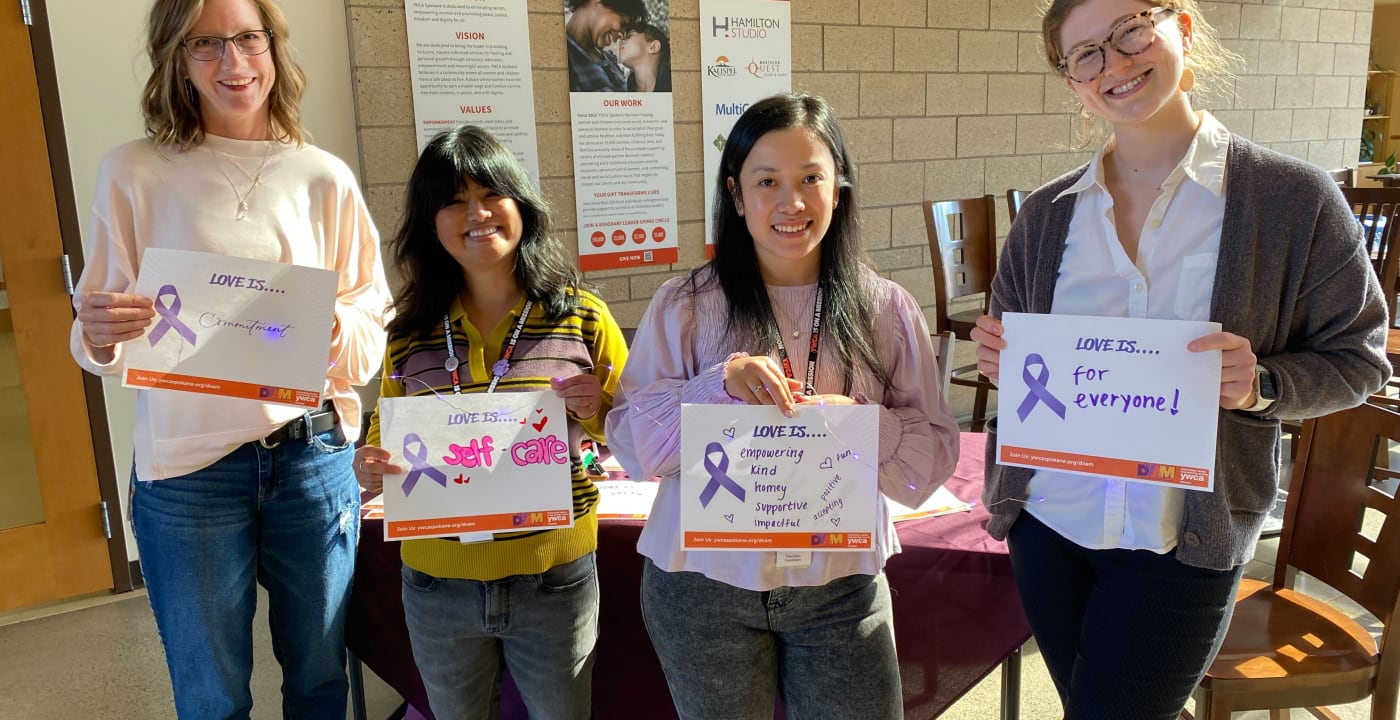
[367,289,627,580]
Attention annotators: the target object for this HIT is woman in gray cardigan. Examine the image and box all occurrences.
[969,0,1390,718]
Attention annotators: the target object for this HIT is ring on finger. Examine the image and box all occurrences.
[750,384,764,394]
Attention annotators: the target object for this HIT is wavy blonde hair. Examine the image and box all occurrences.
[141,0,308,149]
[1042,0,1241,144]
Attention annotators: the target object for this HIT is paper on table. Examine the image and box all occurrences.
[887,485,972,523]
[595,480,659,520]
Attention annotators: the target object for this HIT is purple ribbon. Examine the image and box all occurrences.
[401,433,448,496]
[698,441,745,508]
[1016,353,1067,422]
[148,284,198,346]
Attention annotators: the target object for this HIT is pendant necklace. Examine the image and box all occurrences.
[209,139,276,221]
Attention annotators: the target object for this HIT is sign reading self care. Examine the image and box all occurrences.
[680,404,878,550]
[379,392,575,541]
[995,313,1222,491]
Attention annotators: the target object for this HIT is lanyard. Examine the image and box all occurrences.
[441,300,533,395]
[772,286,823,396]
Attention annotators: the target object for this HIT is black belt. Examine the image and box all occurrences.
[258,403,339,449]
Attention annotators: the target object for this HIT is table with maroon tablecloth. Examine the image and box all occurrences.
[346,432,1030,719]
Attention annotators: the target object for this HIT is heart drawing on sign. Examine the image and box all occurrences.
[820,457,833,469]
[830,517,841,527]
[722,426,736,440]
[532,416,548,432]
[723,514,735,523]
[536,407,544,414]
[453,475,470,485]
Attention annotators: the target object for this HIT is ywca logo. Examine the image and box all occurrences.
[746,59,783,79]
[706,56,738,78]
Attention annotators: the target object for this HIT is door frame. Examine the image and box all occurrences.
[25,0,135,593]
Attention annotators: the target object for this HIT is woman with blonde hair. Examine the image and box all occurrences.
[971,0,1389,717]
[69,0,390,717]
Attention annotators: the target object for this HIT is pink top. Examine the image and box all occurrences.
[604,268,960,591]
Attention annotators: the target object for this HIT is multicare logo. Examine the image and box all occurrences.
[706,55,737,78]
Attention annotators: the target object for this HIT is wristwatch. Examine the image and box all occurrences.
[1244,365,1277,413]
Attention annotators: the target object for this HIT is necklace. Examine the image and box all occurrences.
[208,140,276,221]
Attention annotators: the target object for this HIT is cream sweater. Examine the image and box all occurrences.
[70,134,391,480]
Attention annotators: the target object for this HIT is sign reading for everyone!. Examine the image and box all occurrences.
[680,404,879,550]
[379,392,575,541]
[122,248,338,408]
[995,313,1223,491]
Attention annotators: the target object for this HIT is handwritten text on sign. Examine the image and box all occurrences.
[379,392,574,541]
[123,248,337,408]
[680,404,879,550]
[996,313,1222,491]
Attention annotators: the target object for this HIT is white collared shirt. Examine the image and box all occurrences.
[1025,111,1228,553]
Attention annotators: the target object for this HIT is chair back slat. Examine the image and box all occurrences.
[1006,189,1029,225]
[922,195,998,335]
[1279,402,1400,624]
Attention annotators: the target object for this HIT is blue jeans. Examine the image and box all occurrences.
[401,552,599,720]
[1008,512,1244,720]
[131,426,358,720]
[640,559,902,720]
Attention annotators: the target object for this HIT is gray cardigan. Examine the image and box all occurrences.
[982,135,1392,570]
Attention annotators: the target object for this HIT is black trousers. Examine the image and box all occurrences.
[1007,512,1245,720]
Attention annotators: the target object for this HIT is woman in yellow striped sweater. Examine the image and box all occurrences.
[353,125,627,719]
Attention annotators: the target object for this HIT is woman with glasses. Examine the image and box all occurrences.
[970,0,1389,717]
[68,0,389,717]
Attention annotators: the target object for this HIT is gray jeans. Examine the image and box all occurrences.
[640,559,902,720]
[401,552,599,720]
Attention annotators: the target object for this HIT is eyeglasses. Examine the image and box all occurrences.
[1058,7,1177,84]
[182,30,273,62]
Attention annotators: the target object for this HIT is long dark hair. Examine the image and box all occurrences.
[692,93,887,388]
[387,125,579,339]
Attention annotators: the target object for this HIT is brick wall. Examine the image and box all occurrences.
[345,0,1374,417]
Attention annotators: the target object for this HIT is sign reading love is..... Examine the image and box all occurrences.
[995,313,1222,490]
[378,392,575,541]
[679,403,879,550]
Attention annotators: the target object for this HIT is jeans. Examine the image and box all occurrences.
[131,426,358,720]
[1008,512,1244,720]
[401,552,599,720]
[640,559,902,720]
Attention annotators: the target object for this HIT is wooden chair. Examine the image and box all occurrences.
[1341,187,1400,288]
[1329,168,1355,188]
[1006,189,1030,225]
[1189,401,1400,719]
[922,195,999,431]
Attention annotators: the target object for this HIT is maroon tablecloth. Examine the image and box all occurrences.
[346,432,1029,719]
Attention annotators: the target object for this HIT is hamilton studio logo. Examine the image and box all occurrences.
[707,55,738,78]
[746,59,783,79]
[712,15,781,39]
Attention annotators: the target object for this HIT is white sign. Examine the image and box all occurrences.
[565,2,679,271]
[680,404,879,550]
[995,313,1222,490]
[404,0,541,184]
[700,0,792,255]
[595,479,659,520]
[379,392,575,540]
[123,248,337,408]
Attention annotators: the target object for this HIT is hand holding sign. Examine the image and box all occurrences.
[1186,331,1259,409]
[77,291,156,352]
